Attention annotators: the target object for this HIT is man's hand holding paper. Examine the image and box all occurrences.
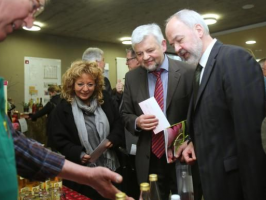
[136,114,158,131]
[138,97,170,133]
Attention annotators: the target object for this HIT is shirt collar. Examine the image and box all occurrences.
[160,55,169,71]
[199,38,217,68]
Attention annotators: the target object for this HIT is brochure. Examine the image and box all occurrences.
[165,120,187,163]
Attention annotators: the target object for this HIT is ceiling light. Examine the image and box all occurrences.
[246,40,256,44]
[120,37,131,41]
[23,25,41,31]
[120,37,132,45]
[33,21,44,27]
[122,41,132,45]
[202,14,219,25]
[204,18,217,25]
[242,4,254,9]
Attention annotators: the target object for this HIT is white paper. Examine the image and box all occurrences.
[130,144,137,155]
[18,118,28,133]
[139,97,170,134]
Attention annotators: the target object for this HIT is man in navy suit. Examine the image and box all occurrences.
[166,9,266,200]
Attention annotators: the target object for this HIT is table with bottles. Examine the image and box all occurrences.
[18,176,93,200]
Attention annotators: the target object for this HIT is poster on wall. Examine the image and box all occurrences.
[24,57,61,106]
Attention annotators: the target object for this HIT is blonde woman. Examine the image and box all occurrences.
[49,60,125,200]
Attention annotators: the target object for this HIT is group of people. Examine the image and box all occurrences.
[1,1,266,200]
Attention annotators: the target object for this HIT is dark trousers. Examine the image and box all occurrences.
[122,155,140,200]
[149,152,177,200]
[192,161,203,200]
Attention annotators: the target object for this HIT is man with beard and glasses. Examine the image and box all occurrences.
[166,9,266,200]
[121,23,195,200]
[0,1,134,199]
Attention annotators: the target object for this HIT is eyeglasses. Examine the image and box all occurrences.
[76,83,96,89]
[126,57,136,63]
[31,0,45,18]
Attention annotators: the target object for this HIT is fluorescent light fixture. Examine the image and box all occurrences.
[204,18,217,25]
[245,40,256,44]
[202,14,219,25]
[122,41,132,45]
[33,21,44,27]
[23,21,44,31]
[23,25,41,31]
[120,37,131,41]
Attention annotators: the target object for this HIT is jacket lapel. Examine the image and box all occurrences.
[167,58,181,110]
[138,67,150,101]
[194,41,222,109]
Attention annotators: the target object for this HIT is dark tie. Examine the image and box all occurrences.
[151,69,165,158]
[193,64,203,107]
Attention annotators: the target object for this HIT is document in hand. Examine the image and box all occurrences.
[165,120,187,163]
[89,138,109,163]
[138,97,170,134]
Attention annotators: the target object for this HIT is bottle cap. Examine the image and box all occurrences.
[140,182,150,191]
[149,174,158,181]
[171,194,180,200]
[116,192,126,200]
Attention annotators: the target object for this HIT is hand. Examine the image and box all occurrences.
[174,142,188,162]
[59,160,135,200]
[106,141,113,148]
[81,154,91,164]
[136,114,158,131]
[116,79,124,94]
[182,142,196,165]
[167,147,177,163]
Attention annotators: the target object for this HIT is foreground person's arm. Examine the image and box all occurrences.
[59,160,134,200]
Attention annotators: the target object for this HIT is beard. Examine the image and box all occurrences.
[180,36,203,67]
[186,42,202,66]
[142,60,160,72]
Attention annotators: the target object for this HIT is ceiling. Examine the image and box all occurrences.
[36,0,266,59]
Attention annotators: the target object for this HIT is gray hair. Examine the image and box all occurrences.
[126,48,136,57]
[259,58,266,68]
[82,47,104,62]
[131,23,164,49]
[166,9,209,35]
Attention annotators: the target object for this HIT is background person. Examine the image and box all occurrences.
[49,60,125,200]
[166,9,266,200]
[30,85,61,121]
[122,23,194,200]
[82,47,113,96]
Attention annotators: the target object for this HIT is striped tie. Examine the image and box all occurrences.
[151,69,165,158]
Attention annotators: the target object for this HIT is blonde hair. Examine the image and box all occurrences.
[61,60,104,104]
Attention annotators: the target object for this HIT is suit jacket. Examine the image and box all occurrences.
[122,56,195,183]
[187,41,266,200]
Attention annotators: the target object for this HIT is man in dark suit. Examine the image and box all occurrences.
[122,23,195,199]
[166,9,266,200]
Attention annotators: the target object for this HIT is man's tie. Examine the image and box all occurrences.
[193,64,203,107]
[151,69,165,158]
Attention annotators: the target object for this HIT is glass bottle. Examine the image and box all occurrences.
[149,174,161,200]
[116,192,126,200]
[180,171,192,200]
[32,100,37,114]
[139,182,150,200]
[171,194,181,200]
[39,97,44,110]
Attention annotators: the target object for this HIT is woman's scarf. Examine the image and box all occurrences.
[72,96,119,171]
